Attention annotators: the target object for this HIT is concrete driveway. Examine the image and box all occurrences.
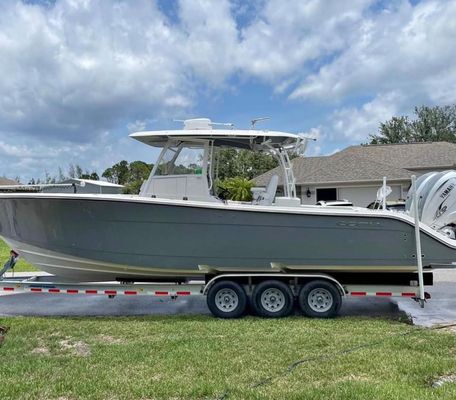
[0,270,454,327]
[393,270,456,327]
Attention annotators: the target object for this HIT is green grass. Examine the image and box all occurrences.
[0,239,38,272]
[0,316,455,399]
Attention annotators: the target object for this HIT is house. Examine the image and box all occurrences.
[41,178,124,194]
[0,178,124,194]
[0,177,24,192]
[0,177,19,186]
[255,142,456,207]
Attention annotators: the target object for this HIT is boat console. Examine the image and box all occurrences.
[131,118,310,206]
[139,140,219,202]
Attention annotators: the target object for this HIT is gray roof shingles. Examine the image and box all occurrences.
[255,142,456,186]
[0,177,19,185]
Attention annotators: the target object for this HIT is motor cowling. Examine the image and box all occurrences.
[405,170,456,239]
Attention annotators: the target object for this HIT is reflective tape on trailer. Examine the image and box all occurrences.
[350,291,367,296]
[348,291,418,297]
[345,284,420,298]
[2,282,421,299]
[0,284,200,297]
[2,277,424,300]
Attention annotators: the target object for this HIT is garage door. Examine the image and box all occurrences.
[338,185,401,207]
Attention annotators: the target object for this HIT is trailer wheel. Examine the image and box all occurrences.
[206,280,247,319]
[251,280,293,318]
[298,280,341,318]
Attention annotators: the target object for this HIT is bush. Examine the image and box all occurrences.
[217,177,254,201]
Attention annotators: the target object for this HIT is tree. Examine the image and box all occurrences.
[412,105,456,142]
[68,164,76,179]
[102,160,129,185]
[214,148,278,181]
[67,164,87,179]
[27,165,99,186]
[58,167,66,182]
[44,170,56,184]
[75,165,83,179]
[102,160,152,194]
[369,105,456,144]
[80,172,100,180]
[124,161,152,194]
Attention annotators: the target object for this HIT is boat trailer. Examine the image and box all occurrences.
[0,263,434,318]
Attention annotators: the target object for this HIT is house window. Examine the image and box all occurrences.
[295,185,302,198]
[316,188,337,202]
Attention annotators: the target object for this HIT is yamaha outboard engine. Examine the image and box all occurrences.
[406,171,456,239]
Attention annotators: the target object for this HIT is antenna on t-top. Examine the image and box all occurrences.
[251,117,270,129]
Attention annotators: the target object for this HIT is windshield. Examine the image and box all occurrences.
[155,144,204,176]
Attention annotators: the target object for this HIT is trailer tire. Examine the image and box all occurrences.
[207,280,247,319]
[298,280,341,318]
[251,280,294,318]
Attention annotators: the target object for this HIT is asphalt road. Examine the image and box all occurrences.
[0,270,454,327]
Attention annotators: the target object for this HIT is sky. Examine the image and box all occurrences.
[1,0,456,182]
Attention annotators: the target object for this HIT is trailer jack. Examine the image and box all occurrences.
[0,250,19,280]
[412,292,431,306]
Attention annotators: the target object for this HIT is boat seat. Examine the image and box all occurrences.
[251,174,279,206]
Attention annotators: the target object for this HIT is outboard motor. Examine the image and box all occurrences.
[406,171,456,239]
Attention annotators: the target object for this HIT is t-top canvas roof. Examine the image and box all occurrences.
[130,129,303,148]
[129,118,308,151]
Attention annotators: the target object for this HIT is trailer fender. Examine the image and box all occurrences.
[203,273,346,297]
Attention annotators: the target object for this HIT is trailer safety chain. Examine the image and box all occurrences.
[216,322,456,400]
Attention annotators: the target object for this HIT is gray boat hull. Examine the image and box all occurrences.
[1,194,456,281]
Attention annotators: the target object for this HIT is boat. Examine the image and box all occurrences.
[1,118,456,282]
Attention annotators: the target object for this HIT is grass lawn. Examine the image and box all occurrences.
[0,239,38,273]
[0,315,455,399]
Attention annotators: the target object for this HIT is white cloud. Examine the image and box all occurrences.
[0,129,159,183]
[1,0,456,179]
[237,0,373,82]
[290,0,456,104]
[0,0,192,142]
[288,0,456,144]
[330,91,406,141]
[179,0,238,85]
[127,120,147,133]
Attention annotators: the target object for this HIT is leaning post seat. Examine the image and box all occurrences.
[251,174,279,205]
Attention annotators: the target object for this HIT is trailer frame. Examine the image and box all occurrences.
[0,266,432,318]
